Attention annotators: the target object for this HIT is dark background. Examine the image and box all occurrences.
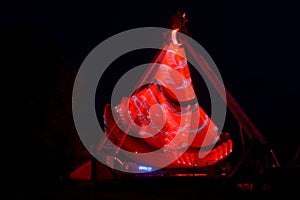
[1,0,299,196]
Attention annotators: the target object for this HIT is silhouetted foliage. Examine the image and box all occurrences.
[1,22,83,189]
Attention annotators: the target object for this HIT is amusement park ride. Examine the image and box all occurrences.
[70,12,280,182]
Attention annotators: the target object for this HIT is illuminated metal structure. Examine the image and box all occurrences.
[102,28,233,170]
[70,12,279,180]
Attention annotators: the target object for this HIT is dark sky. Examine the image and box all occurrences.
[1,0,299,179]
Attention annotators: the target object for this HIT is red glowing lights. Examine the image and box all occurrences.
[103,31,232,169]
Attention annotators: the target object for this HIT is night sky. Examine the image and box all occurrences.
[1,0,299,190]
